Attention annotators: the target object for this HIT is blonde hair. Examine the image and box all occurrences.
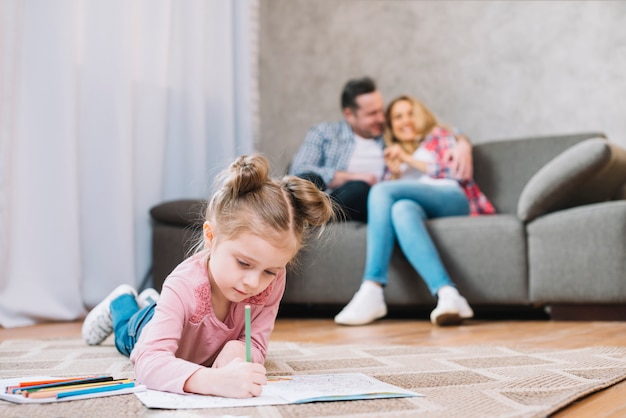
[383,95,439,154]
[196,154,335,257]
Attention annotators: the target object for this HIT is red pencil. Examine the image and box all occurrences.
[9,376,113,394]
[5,377,96,394]
[19,376,98,388]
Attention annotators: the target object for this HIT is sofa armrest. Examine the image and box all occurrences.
[517,138,626,222]
[150,199,206,290]
[150,199,206,227]
[528,200,626,303]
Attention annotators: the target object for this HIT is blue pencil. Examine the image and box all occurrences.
[56,381,136,399]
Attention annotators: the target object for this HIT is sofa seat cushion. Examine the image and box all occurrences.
[285,222,368,304]
[517,138,626,222]
[285,215,529,307]
[423,214,528,305]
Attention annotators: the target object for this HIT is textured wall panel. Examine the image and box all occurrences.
[259,0,626,173]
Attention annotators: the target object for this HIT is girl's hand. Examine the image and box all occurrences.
[213,340,246,368]
[184,358,267,398]
[217,358,267,398]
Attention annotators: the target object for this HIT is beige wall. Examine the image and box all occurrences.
[259,0,626,173]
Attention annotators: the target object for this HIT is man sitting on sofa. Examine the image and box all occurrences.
[289,76,474,222]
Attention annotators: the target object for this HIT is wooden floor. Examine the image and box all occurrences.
[3,318,626,417]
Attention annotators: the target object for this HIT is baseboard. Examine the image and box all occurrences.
[277,303,550,321]
[548,304,626,321]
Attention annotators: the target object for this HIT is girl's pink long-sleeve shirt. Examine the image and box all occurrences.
[130,250,286,394]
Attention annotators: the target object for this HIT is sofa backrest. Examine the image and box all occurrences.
[472,132,606,215]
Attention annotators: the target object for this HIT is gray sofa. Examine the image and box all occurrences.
[150,132,626,320]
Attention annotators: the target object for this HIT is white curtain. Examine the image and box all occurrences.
[0,0,258,327]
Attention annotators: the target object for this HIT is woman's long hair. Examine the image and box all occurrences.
[383,95,439,154]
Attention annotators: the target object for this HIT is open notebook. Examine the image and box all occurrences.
[135,372,422,409]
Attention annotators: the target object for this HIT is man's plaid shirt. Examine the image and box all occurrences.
[289,120,384,186]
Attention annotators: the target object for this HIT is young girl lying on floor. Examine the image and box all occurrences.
[82,154,334,397]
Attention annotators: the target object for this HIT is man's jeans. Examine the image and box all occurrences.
[363,180,469,295]
[110,294,156,357]
[297,172,370,222]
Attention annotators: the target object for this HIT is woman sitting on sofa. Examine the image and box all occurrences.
[334,95,495,327]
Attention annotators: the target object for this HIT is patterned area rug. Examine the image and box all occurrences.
[2,337,626,417]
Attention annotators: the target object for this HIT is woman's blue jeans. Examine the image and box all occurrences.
[363,179,469,295]
[110,294,156,357]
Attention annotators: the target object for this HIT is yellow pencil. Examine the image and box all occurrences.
[267,376,292,382]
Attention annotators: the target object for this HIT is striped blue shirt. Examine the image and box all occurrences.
[289,120,384,186]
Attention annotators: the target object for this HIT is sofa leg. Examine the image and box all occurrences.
[548,304,626,321]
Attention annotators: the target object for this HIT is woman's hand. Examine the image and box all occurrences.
[184,358,267,398]
[384,145,407,178]
[384,144,407,163]
[385,144,428,176]
[384,157,402,178]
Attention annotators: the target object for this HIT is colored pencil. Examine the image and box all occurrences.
[245,304,251,362]
[26,380,134,399]
[24,379,131,395]
[56,381,136,399]
[267,376,292,382]
[19,376,98,387]
[12,376,114,394]
[6,376,104,394]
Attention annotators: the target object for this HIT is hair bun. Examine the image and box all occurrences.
[225,154,270,196]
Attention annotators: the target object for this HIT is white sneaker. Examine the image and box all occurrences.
[82,284,137,345]
[430,286,474,326]
[334,281,387,326]
[137,288,160,309]
[457,295,474,319]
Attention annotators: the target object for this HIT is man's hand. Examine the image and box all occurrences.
[352,173,379,186]
[444,135,473,181]
[329,171,379,188]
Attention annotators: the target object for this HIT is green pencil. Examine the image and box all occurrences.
[245,304,251,362]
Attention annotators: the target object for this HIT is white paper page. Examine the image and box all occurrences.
[135,388,287,409]
[264,373,421,403]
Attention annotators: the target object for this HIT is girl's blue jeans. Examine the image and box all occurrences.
[110,294,156,357]
[363,179,469,295]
